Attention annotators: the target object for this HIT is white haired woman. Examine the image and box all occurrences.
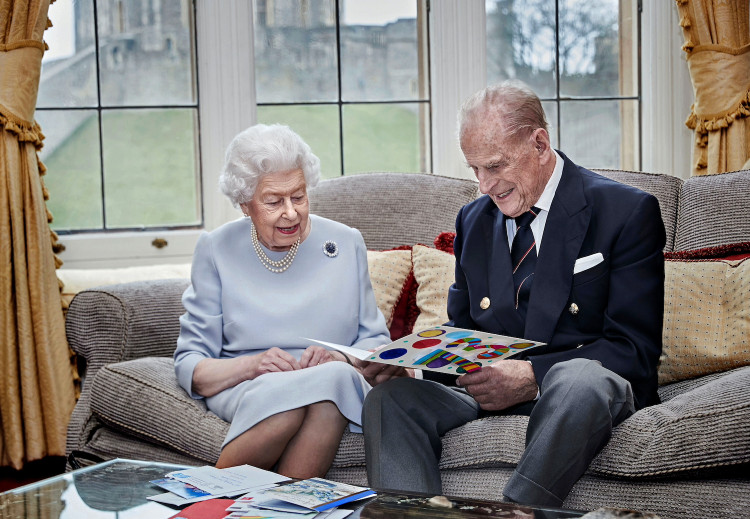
[174,124,390,478]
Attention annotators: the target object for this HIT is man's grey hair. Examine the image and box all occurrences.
[219,124,321,208]
[458,80,549,143]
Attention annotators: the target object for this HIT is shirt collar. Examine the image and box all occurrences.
[533,149,563,213]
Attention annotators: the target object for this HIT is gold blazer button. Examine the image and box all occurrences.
[569,303,579,315]
[480,297,490,310]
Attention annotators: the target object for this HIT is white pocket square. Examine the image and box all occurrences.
[573,253,604,274]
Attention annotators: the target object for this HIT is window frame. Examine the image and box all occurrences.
[55,0,255,268]
[254,0,433,177]
[54,0,692,268]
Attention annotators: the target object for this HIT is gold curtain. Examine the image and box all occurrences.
[0,0,76,469]
[675,0,750,175]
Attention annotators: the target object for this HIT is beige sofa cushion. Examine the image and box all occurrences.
[660,258,750,384]
[366,249,413,327]
[411,244,455,330]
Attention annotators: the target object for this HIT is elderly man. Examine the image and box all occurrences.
[361,81,665,507]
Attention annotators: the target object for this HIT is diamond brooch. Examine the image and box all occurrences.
[323,240,338,257]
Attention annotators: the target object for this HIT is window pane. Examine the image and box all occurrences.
[97,0,196,107]
[559,0,629,97]
[38,0,97,108]
[559,100,639,169]
[340,0,422,102]
[542,101,559,149]
[342,103,427,174]
[486,0,556,97]
[257,105,342,178]
[102,109,200,228]
[254,0,338,103]
[37,110,103,230]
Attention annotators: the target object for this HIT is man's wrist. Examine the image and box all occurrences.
[340,352,354,366]
[526,360,540,401]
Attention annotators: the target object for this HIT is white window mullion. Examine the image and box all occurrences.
[57,0,256,269]
[429,0,486,180]
[640,1,693,179]
[197,0,257,231]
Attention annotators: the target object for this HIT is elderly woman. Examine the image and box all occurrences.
[174,124,390,478]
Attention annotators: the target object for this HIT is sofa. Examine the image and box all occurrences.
[64,170,750,519]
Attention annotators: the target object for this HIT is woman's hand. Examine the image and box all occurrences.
[251,347,302,377]
[191,349,299,398]
[299,345,341,369]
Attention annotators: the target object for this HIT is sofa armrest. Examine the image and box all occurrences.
[66,278,190,377]
[65,278,190,463]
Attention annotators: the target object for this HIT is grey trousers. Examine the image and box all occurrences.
[362,358,635,507]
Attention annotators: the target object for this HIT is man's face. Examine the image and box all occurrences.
[460,120,551,218]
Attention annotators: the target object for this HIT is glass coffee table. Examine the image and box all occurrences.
[0,458,588,518]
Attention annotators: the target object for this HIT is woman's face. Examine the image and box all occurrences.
[241,168,310,252]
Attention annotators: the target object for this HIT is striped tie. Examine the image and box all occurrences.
[511,207,540,320]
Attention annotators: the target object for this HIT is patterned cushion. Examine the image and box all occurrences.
[366,249,413,327]
[674,170,750,251]
[659,258,750,384]
[411,244,455,330]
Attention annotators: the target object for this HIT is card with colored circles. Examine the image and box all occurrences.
[306,326,545,374]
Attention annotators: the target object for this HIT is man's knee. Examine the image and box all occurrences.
[363,377,420,432]
[365,377,416,410]
[544,359,634,418]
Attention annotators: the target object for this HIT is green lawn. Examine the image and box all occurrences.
[43,109,199,231]
[258,103,422,177]
[42,114,103,230]
[43,104,421,231]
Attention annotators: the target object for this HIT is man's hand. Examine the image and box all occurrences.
[358,359,411,386]
[457,360,538,411]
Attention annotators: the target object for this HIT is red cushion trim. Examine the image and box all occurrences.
[665,242,750,261]
[375,245,419,340]
[434,232,456,255]
[388,271,419,340]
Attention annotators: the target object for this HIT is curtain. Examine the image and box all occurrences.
[675,0,750,175]
[0,0,76,469]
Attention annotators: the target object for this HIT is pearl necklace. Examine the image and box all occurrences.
[251,225,300,273]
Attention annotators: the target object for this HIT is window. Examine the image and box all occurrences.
[253,0,431,177]
[40,1,688,267]
[485,0,640,170]
[37,0,200,233]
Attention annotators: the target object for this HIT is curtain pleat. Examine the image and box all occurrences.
[0,0,76,469]
[675,0,750,175]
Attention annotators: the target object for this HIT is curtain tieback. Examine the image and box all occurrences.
[687,44,750,122]
[0,45,44,123]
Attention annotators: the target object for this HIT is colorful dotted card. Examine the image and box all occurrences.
[366,326,545,374]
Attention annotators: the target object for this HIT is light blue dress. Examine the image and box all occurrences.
[174,214,391,446]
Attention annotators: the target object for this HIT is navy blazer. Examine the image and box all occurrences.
[447,152,666,409]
